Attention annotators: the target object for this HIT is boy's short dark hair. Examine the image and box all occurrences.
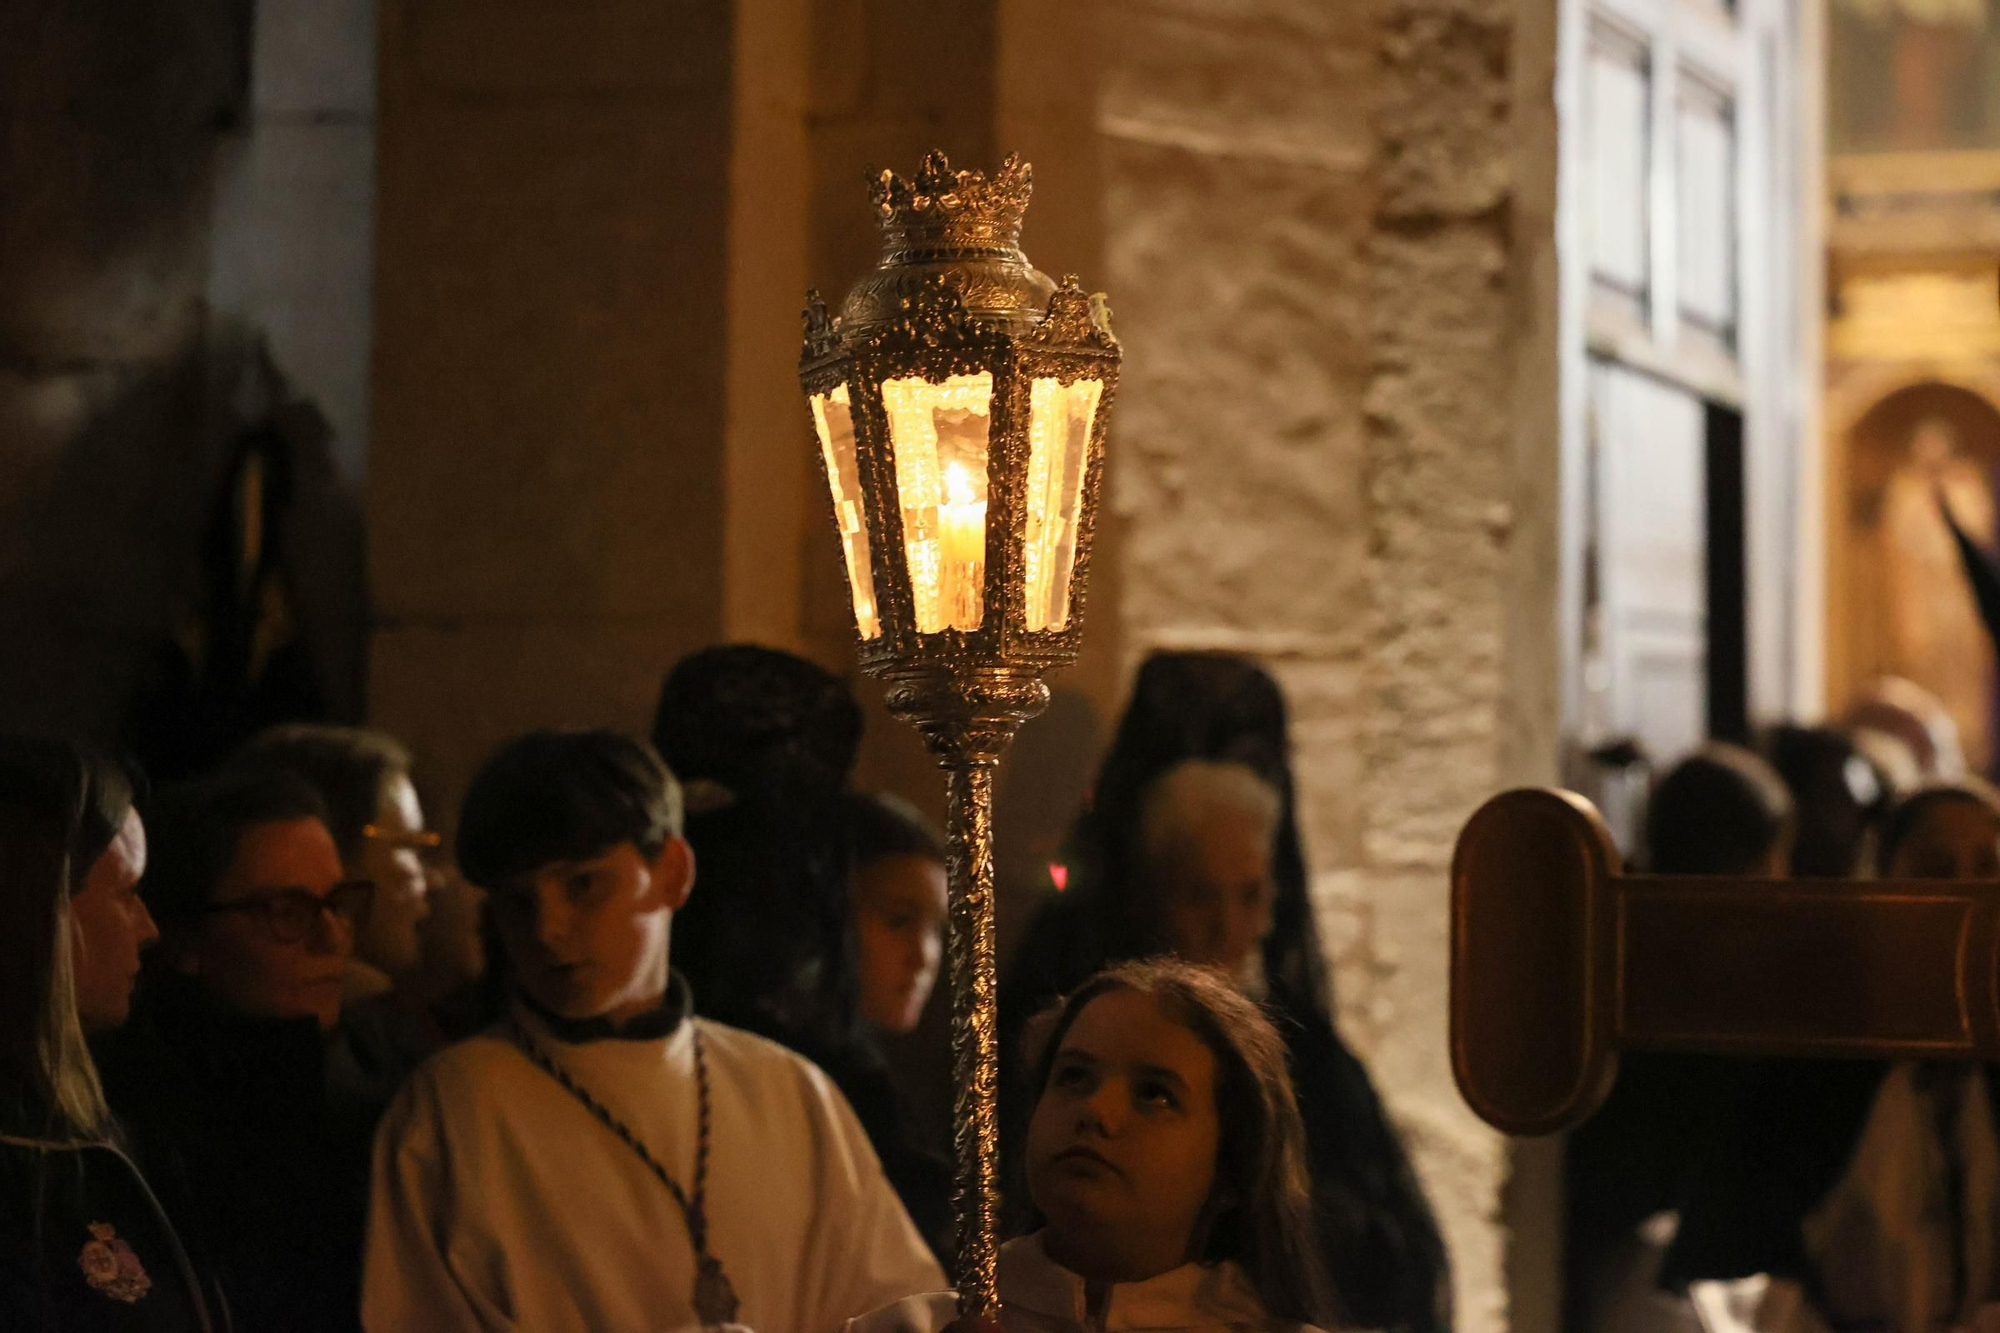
[143,769,331,921]
[457,729,683,890]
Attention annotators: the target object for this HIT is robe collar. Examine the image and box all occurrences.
[999,1231,1270,1330]
[518,971,693,1044]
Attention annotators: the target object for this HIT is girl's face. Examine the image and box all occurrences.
[1026,988,1221,1284]
[1891,797,2000,879]
[852,853,946,1034]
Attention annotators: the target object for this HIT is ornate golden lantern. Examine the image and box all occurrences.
[799,151,1118,1317]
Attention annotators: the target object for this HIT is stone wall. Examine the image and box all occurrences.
[1099,1,1557,1327]
[367,1,739,808]
[0,3,250,741]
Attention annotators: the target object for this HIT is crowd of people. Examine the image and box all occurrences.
[0,645,1453,1332]
[1568,683,2000,1333]
[24,631,1994,1333]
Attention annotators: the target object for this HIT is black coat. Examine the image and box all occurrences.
[1664,1058,2000,1299]
[0,1126,217,1332]
[93,978,410,1333]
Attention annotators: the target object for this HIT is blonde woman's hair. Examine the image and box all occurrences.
[41,897,109,1139]
[0,738,117,1140]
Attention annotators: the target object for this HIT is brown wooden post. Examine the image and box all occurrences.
[1452,787,2000,1135]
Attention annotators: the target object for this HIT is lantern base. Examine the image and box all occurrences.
[880,665,1052,765]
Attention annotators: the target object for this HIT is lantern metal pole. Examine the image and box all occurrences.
[943,751,1001,1311]
[884,669,1049,1319]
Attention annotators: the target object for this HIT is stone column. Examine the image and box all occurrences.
[1097,1,1561,1327]
[369,1,737,808]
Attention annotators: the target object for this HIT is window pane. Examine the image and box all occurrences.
[879,373,993,632]
[810,384,881,638]
[1024,376,1102,631]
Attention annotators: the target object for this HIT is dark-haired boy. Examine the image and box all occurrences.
[363,729,942,1332]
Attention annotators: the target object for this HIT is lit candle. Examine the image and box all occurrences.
[938,461,986,626]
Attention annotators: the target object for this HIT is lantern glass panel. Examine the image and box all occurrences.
[880,372,993,632]
[810,384,881,639]
[1023,376,1102,631]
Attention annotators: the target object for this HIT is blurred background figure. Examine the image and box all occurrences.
[1002,649,1452,1333]
[1763,723,1888,878]
[1878,778,2000,879]
[1845,675,1969,794]
[845,791,948,1039]
[1667,778,2000,1332]
[96,769,407,1333]
[653,643,951,1259]
[1136,759,1283,988]
[1566,742,1795,1333]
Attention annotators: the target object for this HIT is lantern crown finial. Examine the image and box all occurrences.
[866,152,1035,270]
[869,151,1033,230]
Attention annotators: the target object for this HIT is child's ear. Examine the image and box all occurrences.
[647,837,696,912]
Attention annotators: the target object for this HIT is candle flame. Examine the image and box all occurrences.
[943,461,977,507]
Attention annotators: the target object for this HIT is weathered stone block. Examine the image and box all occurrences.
[369,97,730,621]
[1101,1,1372,169]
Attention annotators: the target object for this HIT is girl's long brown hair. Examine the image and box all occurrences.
[1025,957,1339,1325]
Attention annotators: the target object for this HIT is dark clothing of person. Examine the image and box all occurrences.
[654,643,952,1260]
[1272,976,1454,1333]
[94,977,411,1333]
[1664,1059,2000,1298]
[0,1114,217,1333]
[1564,1053,1743,1327]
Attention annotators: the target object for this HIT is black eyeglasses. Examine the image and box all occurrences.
[197,881,376,943]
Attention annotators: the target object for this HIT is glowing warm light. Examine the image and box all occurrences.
[1048,862,1069,892]
[880,373,992,632]
[810,384,881,638]
[1023,377,1102,631]
[943,460,976,507]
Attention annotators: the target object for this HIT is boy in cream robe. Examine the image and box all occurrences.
[363,729,943,1332]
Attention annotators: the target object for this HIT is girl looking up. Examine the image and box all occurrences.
[849,958,1337,1332]
[1001,650,1450,1332]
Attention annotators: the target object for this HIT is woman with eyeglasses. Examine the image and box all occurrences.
[0,736,221,1331]
[92,768,403,1333]
[232,725,485,1038]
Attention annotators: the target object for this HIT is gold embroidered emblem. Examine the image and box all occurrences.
[78,1222,152,1303]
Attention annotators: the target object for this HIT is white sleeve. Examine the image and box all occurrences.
[794,1064,948,1331]
[1689,1277,1839,1333]
[362,1077,515,1333]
